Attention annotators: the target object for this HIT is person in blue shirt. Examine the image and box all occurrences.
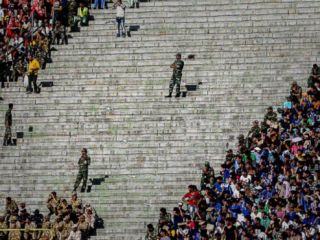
[172,207,183,230]
[283,96,293,109]
[287,206,298,221]
[213,177,223,194]
[302,211,315,225]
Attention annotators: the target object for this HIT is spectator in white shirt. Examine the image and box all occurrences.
[240,171,251,185]
[67,225,82,240]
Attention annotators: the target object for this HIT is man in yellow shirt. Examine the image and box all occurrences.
[27,56,40,94]
[74,2,89,27]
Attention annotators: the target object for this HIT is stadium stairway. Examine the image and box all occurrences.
[1,0,320,239]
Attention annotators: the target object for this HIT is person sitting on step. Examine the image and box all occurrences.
[52,20,67,45]
[74,2,89,27]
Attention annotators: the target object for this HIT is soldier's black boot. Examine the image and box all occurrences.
[80,187,85,193]
[165,92,172,98]
[175,93,181,98]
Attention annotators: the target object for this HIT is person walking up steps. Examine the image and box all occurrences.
[73,148,91,192]
[166,53,184,98]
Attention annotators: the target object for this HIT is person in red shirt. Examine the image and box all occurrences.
[181,185,201,219]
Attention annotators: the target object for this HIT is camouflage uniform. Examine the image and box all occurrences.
[71,197,82,211]
[24,221,38,240]
[262,109,277,131]
[68,0,78,27]
[52,218,64,240]
[47,193,60,216]
[5,199,18,216]
[73,156,91,192]
[158,212,171,229]
[61,218,72,240]
[3,108,12,146]
[200,161,215,190]
[0,218,7,240]
[248,121,261,139]
[264,111,277,123]
[8,229,20,240]
[40,219,53,240]
[145,231,157,240]
[56,200,68,217]
[169,59,184,96]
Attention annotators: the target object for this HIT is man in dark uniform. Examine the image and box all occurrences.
[3,103,13,146]
[248,120,261,139]
[308,64,320,88]
[200,161,215,190]
[166,53,184,98]
[73,148,91,192]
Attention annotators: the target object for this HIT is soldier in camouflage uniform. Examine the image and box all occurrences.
[47,192,60,217]
[247,120,261,139]
[5,197,18,218]
[200,161,215,190]
[158,208,172,230]
[8,217,20,240]
[71,193,82,211]
[0,216,8,240]
[39,216,53,240]
[261,106,277,131]
[145,224,157,240]
[68,0,78,29]
[61,216,72,240]
[165,53,184,98]
[57,199,69,217]
[78,215,89,240]
[52,216,64,240]
[3,103,13,146]
[24,218,38,240]
[73,148,91,192]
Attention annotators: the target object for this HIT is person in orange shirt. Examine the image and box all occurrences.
[27,56,40,93]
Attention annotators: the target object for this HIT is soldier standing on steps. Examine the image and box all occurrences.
[165,53,184,98]
[68,0,78,31]
[3,103,13,146]
[73,148,91,192]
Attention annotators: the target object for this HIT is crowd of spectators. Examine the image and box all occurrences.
[0,0,94,92]
[147,70,320,239]
[0,0,139,94]
[0,192,101,240]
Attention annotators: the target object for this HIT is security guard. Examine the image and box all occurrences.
[3,103,13,146]
[73,148,91,192]
[166,53,184,98]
